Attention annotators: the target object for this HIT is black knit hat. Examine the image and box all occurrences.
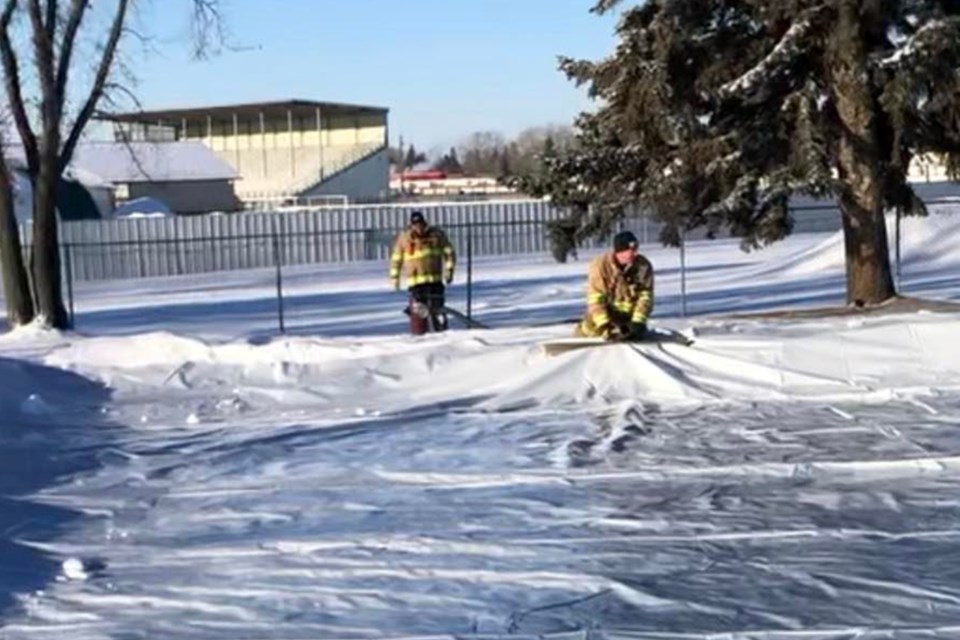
[410,210,426,225]
[613,230,638,252]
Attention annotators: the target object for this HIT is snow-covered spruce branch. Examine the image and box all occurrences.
[876,18,960,69]
[703,174,757,217]
[704,150,743,178]
[718,7,825,102]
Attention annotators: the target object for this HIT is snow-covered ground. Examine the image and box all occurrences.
[2,211,960,639]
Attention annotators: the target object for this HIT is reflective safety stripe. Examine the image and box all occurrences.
[405,247,447,260]
[591,311,610,327]
[587,292,605,304]
[389,252,404,279]
[632,291,651,322]
[407,273,444,286]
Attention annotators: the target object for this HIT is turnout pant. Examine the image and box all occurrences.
[407,283,447,335]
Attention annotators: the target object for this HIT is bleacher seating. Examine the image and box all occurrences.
[217,142,383,200]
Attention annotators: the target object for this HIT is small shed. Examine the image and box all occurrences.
[71,141,240,214]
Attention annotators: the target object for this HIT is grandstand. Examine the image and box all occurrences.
[98,100,390,206]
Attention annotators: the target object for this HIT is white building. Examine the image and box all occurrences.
[97,99,391,208]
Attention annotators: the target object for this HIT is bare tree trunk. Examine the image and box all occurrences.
[829,0,896,306]
[1,0,215,331]
[0,167,35,326]
[31,154,68,328]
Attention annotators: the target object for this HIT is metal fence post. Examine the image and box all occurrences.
[466,221,473,322]
[895,205,902,290]
[272,219,286,334]
[64,243,75,328]
[680,228,688,318]
[174,224,184,276]
[136,224,146,278]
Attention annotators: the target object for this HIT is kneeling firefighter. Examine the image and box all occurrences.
[576,230,655,341]
[389,210,456,335]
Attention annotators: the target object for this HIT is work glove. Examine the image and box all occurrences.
[444,272,454,285]
[629,321,648,341]
[602,322,628,342]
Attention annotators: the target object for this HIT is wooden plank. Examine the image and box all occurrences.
[540,328,694,356]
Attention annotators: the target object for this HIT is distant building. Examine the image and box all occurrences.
[97,99,390,208]
[390,170,519,201]
[4,156,113,223]
[4,140,237,217]
[70,141,239,215]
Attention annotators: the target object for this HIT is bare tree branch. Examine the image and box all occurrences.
[27,0,59,142]
[0,0,39,172]
[190,0,224,59]
[43,0,54,41]
[60,0,127,171]
[56,0,89,107]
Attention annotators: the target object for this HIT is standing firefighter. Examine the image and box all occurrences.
[390,210,456,334]
[576,230,654,341]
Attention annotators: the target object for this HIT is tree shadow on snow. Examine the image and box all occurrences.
[0,357,116,622]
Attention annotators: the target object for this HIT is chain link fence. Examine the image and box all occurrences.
[14,197,949,334]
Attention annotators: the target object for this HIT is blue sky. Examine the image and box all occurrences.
[126,0,619,155]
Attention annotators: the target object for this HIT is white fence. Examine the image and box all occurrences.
[24,201,571,282]
[16,199,849,283]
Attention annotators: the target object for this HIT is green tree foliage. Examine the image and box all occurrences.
[432,147,463,174]
[518,0,960,304]
[404,144,427,170]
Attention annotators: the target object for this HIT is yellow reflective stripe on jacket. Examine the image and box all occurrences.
[587,291,607,327]
[591,311,610,328]
[404,247,448,261]
[631,291,652,322]
[389,250,404,279]
[407,272,444,286]
[443,247,455,272]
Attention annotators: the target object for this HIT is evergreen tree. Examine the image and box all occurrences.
[497,145,513,177]
[542,135,556,159]
[433,147,463,174]
[525,0,960,305]
[387,146,405,167]
[404,145,426,170]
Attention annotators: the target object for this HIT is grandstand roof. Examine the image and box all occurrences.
[97,99,389,124]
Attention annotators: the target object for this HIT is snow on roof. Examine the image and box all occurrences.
[62,165,113,190]
[70,141,238,184]
[4,141,238,185]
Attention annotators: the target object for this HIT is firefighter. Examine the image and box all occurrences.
[576,230,654,341]
[389,210,456,335]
